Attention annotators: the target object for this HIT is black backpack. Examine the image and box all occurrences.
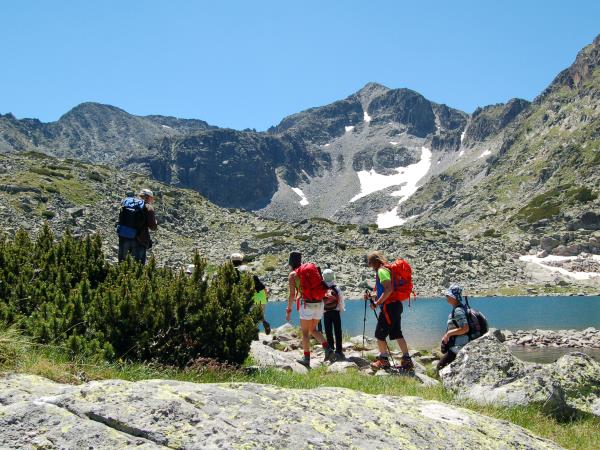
[117,197,146,238]
[452,297,488,341]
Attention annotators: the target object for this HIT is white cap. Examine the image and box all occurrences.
[322,268,335,285]
[230,253,244,262]
[185,264,195,274]
[139,188,154,197]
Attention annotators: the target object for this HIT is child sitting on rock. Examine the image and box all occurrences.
[322,269,345,361]
[437,284,470,371]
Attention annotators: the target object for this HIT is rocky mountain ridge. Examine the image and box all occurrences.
[1,150,598,298]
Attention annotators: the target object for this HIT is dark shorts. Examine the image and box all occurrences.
[375,301,404,341]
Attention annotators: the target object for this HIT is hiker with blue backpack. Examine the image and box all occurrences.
[437,284,488,371]
[116,188,157,264]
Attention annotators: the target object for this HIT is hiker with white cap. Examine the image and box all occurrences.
[322,268,345,360]
[116,188,157,264]
[231,252,271,335]
[436,283,470,371]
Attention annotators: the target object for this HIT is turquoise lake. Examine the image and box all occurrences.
[263,296,600,363]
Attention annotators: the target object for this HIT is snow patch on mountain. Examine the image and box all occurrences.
[351,147,432,203]
[389,141,399,146]
[291,188,309,206]
[377,207,406,228]
[363,111,372,123]
[345,126,355,133]
[519,254,600,280]
[479,149,492,158]
[377,209,419,229]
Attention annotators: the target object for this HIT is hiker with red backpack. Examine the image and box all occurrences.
[286,251,335,368]
[116,189,157,264]
[363,251,415,371]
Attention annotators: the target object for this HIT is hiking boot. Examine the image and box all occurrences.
[370,357,391,371]
[399,355,414,371]
[323,348,336,363]
[263,321,271,335]
[296,356,310,369]
[334,351,346,361]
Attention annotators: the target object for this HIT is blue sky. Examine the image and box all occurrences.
[1,1,598,130]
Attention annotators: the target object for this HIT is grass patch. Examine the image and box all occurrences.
[310,217,337,225]
[30,167,73,179]
[254,230,288,239]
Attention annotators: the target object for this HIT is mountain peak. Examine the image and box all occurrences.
[539,34,600,100]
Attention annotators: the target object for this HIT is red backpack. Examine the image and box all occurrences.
[384,259,415,303]
[295,263,329,303]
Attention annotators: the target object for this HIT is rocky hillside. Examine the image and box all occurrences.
[400,35,600,257]
[1,150,599,298]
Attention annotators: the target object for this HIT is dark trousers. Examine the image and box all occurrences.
[118,237,147,264]
[324,310,343,353]
[436,350,457,371]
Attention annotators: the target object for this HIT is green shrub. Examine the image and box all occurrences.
[568,187,597,203]
[0,226,259,366]
[87,171,105,182]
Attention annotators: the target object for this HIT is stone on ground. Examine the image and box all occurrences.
[440,330,600,418]
[0,374,562,449]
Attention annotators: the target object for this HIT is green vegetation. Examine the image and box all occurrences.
[0,226,259,365]
[254,230,288,239]
[1,331,597,450]
[29,167,73,179]
[514,188,562,223]
[310,217,336,225]
[40,210,56,219]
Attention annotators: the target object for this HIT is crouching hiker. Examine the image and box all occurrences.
[286,251,335,368]
[231,252,271,335]
[364,251,414,371]
[436,284,470,371]
[322,269,345,360]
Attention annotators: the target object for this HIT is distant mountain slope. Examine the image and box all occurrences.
[1,35,598,231]
[0,102,213,163]
[400,35,600,258]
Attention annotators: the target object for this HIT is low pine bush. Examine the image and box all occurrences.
[0,225,259,366]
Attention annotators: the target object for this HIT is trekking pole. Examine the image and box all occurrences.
[362,293,368,358]
[369,298,396,367]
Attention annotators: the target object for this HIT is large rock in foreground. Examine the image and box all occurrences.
[0,373,561,449]
[440,331,600,418]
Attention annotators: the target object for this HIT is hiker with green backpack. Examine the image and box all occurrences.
[286,251,335,368]
[231,252,271,335]
[363,251,415,372]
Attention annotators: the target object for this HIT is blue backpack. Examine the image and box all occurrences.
[116,197,146,239]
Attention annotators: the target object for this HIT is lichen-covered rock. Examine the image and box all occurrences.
[0,374,561,449]
[440,332,600,418]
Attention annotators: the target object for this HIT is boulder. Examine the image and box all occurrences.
[440,332,600,418]
[0,374,562,449]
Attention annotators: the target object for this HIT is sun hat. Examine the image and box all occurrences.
[230,253,244,262]
[139,188,154,197]
[322,268,335,285]
[185,264,195,275]
[444,283,463,301]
